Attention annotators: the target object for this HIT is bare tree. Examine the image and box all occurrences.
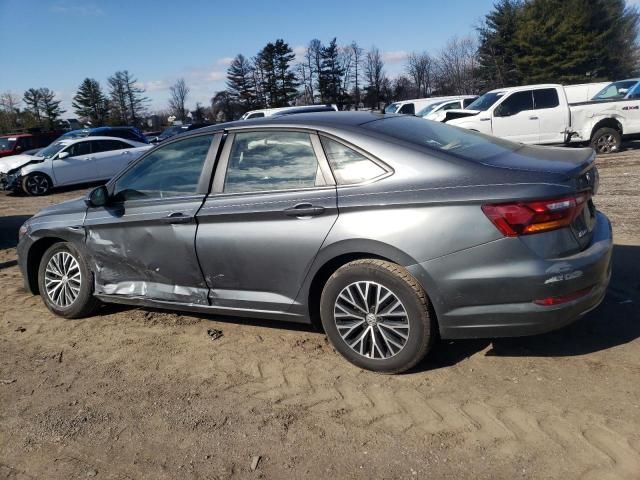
[349,42,364,109]
[169,78,190,122]
[0,92,21,131]
[435,37,480,95]
[304,39,323,103]
[364,47,386,109]
[406,52,434,97]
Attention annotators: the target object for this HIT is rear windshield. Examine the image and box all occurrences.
[0,137,16,150]
[363,115,520,162]
[592,80,639,100]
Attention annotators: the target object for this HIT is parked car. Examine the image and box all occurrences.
[589,78,640,101]
[416,96,478,122]
[444,83,640,153]
[384,96,469,115]
[0,136,151,195]
[16,112,611,373]
[148,123,212,143]
[59,126,149,144]
[241,104,338,120]
[0,132,62,158]
[564,81,610,104]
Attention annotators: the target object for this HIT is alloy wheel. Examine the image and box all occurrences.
[595,134,617,154]
[25,174,50,195]
[45,251,81,308]
[334,281,410,359]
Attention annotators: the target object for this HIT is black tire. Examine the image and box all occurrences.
[22,172,52,196]
[37,242,100,318]
[591,127,621,154]
[320,259,434,374]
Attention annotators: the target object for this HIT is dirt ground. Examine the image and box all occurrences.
[1,144,639,480]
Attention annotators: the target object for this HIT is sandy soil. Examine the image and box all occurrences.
[1,145,639,479]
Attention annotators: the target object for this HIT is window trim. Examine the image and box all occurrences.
[106,131,221,203]
[318,132,393,187]
[210,129,336,196]
[494,90,534,117]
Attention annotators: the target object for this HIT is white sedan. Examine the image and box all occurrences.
[0,136,151,195]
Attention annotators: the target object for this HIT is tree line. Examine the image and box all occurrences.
[1,0,637,132]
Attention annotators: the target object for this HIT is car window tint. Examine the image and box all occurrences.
[320,137,386,184]
[399,103,415,115]
[533,89,560,109]
[94,140,129,153]
[247,112,265,119]
[441,101,461,111]
[113,134,213,201]
[67,141,92,157]
[497,91,533,116]
[224,131,321,193]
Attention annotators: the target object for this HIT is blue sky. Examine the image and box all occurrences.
[0,0,497,115]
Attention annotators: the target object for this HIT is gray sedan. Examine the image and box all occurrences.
[16,112,612,373]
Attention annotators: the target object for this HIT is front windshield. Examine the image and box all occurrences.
[416,102,447,117]
[466,91,505,111]
[38,141,67,159]
[0,137,16,151]
[384,103,399,114]
[592,80,639,100]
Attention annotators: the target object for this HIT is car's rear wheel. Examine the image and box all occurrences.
[22,172,52,196]
[37,242,99,318]
[320,259,433,373]
[591,127,621,154]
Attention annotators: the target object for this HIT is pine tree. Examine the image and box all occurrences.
[477,0,522,89]
[273,39,298,106]
[514,0,639,84]
[226,54,257,110]
[40,88,65,129]
[23,88,43,126]
[72,78,109,125]
[319,38,345,106]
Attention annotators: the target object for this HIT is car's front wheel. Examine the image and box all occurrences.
[320,259,434,373]
[22,172,52,196]
[37,242,99,318]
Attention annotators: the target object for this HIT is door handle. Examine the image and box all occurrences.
[161,212,194,224]
[284,203,325,217]
[480,117,490,121]
[529,116,539,120]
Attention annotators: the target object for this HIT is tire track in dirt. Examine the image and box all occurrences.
[211,338,640,479]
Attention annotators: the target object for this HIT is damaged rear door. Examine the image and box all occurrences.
[83,133,221,305]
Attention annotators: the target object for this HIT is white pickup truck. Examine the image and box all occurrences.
[444,79,640,153]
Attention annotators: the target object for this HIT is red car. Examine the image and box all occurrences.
[0,132,61,158]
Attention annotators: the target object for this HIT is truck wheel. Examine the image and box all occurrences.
[591,127,621,154]
[22,172,52,195]
[320,259,434,374]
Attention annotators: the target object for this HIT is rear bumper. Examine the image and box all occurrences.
[407,211,613,339]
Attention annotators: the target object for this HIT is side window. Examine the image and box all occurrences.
[629,84,640,99]
[320,137,386,185]
[399,103,415,115]
[94,140,129,153]
[66,141,92,157]
[533,89,560,109]
[496,91,534,116]
[463,98,476,108]
[247,112,265,119]
[224,131,322,193]
[113,134,213,201]
[441,101,460,111]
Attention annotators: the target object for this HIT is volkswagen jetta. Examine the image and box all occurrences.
[17,112,612,373]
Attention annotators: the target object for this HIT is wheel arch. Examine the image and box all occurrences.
[21,170,54,195]
[590,118,623,140]
[25,237,66,294]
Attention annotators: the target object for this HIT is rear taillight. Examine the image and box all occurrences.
[482,193,590,237]
[534,286,593,306]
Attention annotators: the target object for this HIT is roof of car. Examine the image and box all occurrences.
[0,133,33,138]
[55,135,142,145]
[202,111,385,133]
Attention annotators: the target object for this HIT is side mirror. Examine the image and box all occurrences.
[85,185,109,207]
[58,151,70,160]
